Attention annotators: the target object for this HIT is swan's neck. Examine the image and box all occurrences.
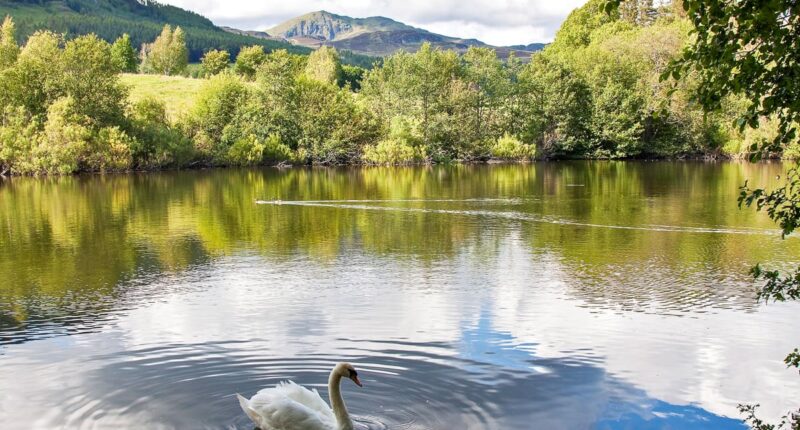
[329,371,353,430]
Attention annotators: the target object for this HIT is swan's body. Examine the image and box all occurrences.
[237,362,363,430]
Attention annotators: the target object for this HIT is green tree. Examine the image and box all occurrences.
[304,46,342,86]
[462,47,509,149]
[341,64,366,91]
[141,25,188,75]
[234,45,266,80]
[61,34,127,126]
[0,15,19,70]
[201,49,230,77]
[110,33,138,73]
[2,30,64,117]
[518,54,592,156]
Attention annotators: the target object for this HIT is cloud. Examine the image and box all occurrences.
[158,0,589,45]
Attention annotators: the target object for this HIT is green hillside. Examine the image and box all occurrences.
[0,0,311,61]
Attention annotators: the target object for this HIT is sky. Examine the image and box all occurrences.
[159,0,590,46]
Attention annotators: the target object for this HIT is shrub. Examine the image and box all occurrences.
[201,49,230,77]
[31,97,91,175]
[62,34,127,126]
[490,134,535,160]
[363,116,426,164]
[363,137,425,165]
[129,97,193,168]
[185,72,249,163]
[0,106,38,175]
[84,126,133,172]
[234,45,266,80]
[227,133,293,166]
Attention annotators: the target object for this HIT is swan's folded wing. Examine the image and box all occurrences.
[248,384,336,430]
[257,381,336,423]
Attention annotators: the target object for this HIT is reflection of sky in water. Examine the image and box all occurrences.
[458,309,747,429]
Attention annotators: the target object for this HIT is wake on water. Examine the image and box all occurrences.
[255,199,782,237]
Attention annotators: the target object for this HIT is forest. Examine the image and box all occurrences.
[0,0,797,175]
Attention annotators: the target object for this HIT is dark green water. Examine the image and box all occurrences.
[0,162,798,429]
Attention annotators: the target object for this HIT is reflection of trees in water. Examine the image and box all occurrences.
[0,162,795,329]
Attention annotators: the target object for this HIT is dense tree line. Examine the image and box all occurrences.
[1,1,797,175]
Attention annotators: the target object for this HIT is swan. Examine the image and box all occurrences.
[237,362,364,430]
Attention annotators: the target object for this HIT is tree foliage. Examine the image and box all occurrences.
[110,33,137,73]
[141,25,188,76]
[201,49,229,77]
[304,46,343,86]
[234,45,266,80]
[0,17,186,175]
[0,15,18,69]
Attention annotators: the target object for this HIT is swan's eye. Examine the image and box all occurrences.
[348,369,357,378]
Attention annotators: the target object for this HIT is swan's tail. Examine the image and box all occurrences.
[236,393,261,426]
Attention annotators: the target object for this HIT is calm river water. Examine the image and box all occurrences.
[1,162,798,429]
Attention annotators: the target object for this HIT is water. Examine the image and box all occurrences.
[0,161,798,429]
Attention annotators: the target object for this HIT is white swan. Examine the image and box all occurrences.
[237,362,363,430]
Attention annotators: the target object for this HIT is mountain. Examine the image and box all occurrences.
[266,10,544,59]
[0,0,310,61]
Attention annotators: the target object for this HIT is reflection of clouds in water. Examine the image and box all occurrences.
[12,308,748,429]
[18,243,786,425]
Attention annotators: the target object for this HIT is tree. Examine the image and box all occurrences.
[61,34,127,126]
[110,34,138,73]
[141,25,188,75]
[201,49,229,77]
[341,65,365,91]
[462,47,508,148]
[304,46,342,86]
[0,15,19,70]
[234,45,266,80]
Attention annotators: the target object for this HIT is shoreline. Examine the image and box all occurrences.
[1,156,793,179]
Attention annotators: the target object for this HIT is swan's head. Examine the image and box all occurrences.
[335,362,363,387]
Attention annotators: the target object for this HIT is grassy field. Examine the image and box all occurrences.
[121,73,206,120]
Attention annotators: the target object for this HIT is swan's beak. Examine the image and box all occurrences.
[351,375,363,387]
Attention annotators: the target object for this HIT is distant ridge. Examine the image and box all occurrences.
[265,10,545,59]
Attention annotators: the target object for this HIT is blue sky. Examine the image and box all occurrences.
[160,0,589,45]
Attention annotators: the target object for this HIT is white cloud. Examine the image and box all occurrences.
[159,0,589,45]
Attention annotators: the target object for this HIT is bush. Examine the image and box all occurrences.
[84,126,134,172]
[130,97,193,168]
[227,133,293,166]
[490,134,535,160]
[62,34,127,126]
[185,72,249,163]
[0,106,38,175]
[201,49,230,77]
[363,137,425,165]
[363,116,426,164]
[234,45,266,80]
[31,97,91,175]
